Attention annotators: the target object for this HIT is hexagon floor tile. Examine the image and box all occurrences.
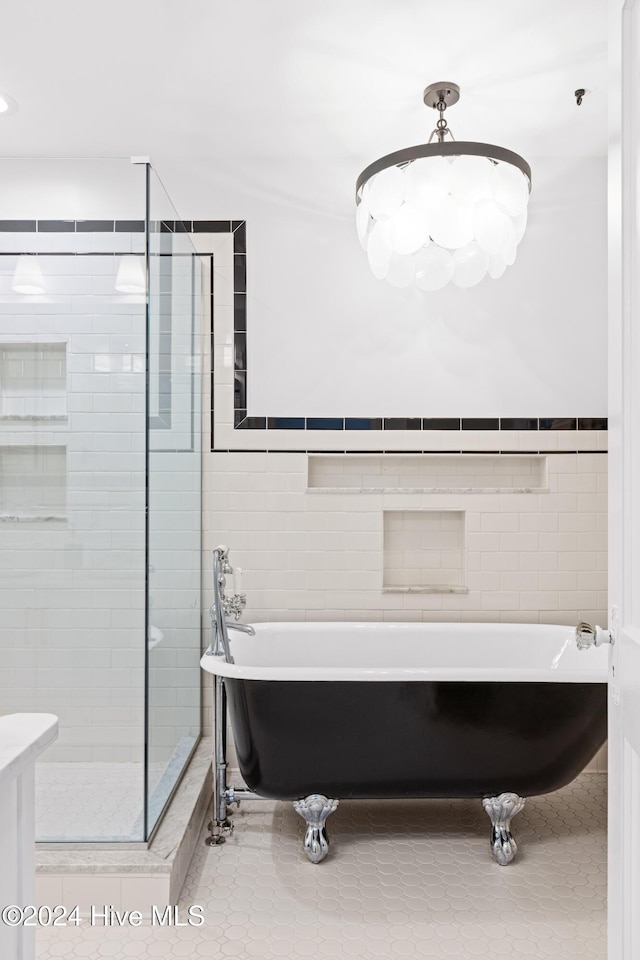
[36,773,606,959]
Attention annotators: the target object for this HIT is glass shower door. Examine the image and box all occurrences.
[0,158,149,842]
[146,167,203,837]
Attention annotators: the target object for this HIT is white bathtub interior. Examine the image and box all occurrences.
[202,622,608,681]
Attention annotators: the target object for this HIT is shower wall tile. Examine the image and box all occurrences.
[0,243,149,762]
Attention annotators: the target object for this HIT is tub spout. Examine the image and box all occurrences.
[227,621,255,636]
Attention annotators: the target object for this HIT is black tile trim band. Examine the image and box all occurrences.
[212,448,609,455]
[0,219,147,232]
[234,416,608,431]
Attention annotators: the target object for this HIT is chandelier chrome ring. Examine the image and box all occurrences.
[356,141,531,203]
[356,82,532,290]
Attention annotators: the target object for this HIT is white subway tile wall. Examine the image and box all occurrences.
[0,444,66,517]
[203,451,607,628]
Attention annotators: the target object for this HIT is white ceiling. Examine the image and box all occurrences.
[0,0,607,212]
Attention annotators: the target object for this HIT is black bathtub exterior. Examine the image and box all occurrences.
[224,679,607,799]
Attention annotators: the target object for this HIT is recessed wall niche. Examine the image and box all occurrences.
[0,445,66,519]
[0,342,67,419]
[308,454,547,492]
[383,510,466,593]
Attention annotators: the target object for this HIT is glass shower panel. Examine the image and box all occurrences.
[146,168,202,836]
[0,158,148,841]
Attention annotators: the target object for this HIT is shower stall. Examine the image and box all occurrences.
[0,158,202,842]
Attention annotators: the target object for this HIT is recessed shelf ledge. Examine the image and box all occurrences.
[308,454,549,493]
[0,415,67,422]
[308,486,549,495]
[0,513,67,522]
[382,586,469,594]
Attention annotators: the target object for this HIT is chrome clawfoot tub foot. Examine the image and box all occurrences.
[482,792,526,865]
[293,794,339,863]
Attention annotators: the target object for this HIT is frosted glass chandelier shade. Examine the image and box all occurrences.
[12,255,45,294]
[115,255,146,294]
[356,84,531,291]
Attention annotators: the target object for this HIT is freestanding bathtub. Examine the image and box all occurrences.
[200,622,608,865]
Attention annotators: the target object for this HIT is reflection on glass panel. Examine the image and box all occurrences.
[0,158,202,844]
[0,155,149,842]
[146,168,202,836]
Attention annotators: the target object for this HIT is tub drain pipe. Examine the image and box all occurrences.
[206,674,232,845]
[205,675,268,847]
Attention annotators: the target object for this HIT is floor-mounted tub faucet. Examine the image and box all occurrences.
[207,546,255,659]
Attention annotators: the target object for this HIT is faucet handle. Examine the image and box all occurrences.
[575,621,594,650]
[575,621,613,650]
[223,593,246,620]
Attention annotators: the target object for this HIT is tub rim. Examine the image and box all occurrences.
[200,620,608,683]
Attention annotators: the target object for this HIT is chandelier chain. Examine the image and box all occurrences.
[432,95,452,144]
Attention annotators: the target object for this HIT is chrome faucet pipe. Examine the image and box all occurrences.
[216,543,233,575]
[206,546,255,658]
[209,548,233,662]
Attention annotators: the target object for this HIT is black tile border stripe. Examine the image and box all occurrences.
[211,448,609,455]
[234,416,608,431]
[0,219,147,232]
[0,220,607,440]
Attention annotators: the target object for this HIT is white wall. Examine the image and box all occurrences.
[0,160,146,220]
[188,155,607,418]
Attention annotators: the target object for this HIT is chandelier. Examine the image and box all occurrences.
[355,83,531,290]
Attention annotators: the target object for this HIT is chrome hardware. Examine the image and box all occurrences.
[482,793,525,866]
[223,592,247,621]
[204,816,234,846]
[224,786,241,809]
[575,620,613,651]
[221,785,260,809]
[205,546,255,659]
[216,543,233,575]
[204,672,268,848]
[207,547,233,661]
[216,545,248,620]
[293,795,339,864]
[227,621,255,636]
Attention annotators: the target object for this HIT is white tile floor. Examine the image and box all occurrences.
[36,762,167,841]
[36,773,606,959]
